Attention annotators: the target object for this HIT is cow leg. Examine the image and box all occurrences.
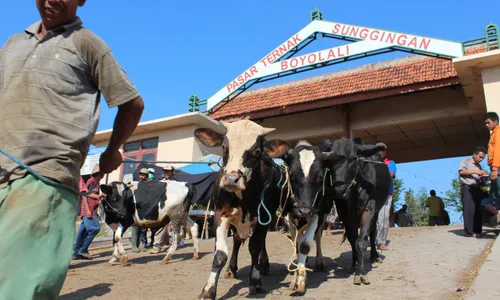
[292,215,319,294]
[162,228,180,264]
[344,224,358,273]
[108,231,120,265]
[370,214,383,264]
[115,225,129,266]
[198,216,230,300]
[188,217,200,260]
[225,235,241,279]
[259,233,270,276]
[248,225,267,295]
[314,225,325,271]
[354,200,375,285]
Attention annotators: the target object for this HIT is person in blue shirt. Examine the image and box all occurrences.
[375,142,397,250]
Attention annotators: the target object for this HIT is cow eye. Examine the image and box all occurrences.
[255,148,262,155]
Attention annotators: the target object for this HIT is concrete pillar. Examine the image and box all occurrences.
[482,66,500,114]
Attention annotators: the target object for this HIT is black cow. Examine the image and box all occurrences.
[99,180,200,266]
[280,140,333,293]
[324,138,391,285]
[194,120,288,300]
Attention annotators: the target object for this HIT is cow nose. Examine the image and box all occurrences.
[222,173,241,187]
[297,206,312,217]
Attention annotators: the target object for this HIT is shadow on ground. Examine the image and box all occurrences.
[59,283,112,299]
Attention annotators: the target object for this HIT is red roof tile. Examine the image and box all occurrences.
[209,46,489,121]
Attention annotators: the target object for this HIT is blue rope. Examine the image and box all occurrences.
[257,165,275,226]
[0,147,96,197]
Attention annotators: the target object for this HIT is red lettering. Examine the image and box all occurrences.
[290,58,298,68]
[278,45,287,56]
[407,37,418,48]
[250,66,258,76]
[332,24,341,34]
[379,31,386,42]
[419,38,431,50]
[341,25,350,36]
[346,45,350,55]
[386,33,396,44]
[350,27,359,38]
[226,83,233,93]
[272,50,280,61]
[292,34,302,45]
[287,40,295,49]
[299,56,307,66]
[259,58,268,67]
[281,61,288,71]
[307,53,316,64]
[359,28,369,39]
[318,51,326,62]
[327,49,336,59]
[369,30,380,41]
[397,34,407,46]
[266,53,274,65]
[337,47,345,57]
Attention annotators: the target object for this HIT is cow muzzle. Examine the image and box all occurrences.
[295,206,313,218]
[220,171,246,192]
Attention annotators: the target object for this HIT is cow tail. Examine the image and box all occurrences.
[184,183,196,212]
[340,230,347,245]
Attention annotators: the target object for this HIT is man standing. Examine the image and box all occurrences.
[426,190,444,226]
[73,165,103,260]
[394,204,416,227]
[375,142,397,250]
[459,147,488,237]
[0,1,144,298]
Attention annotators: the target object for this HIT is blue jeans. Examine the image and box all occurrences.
[74,216,101,255]
[490,176,500,201]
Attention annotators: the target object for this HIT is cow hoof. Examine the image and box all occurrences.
[224,268,237,279]
[315,262,325,272]
[353,275,362,285]
[161,259,170,264]
[249,285,265,295]
[361,275,371,285]
[198,286,216,300]
[121,256,128,266]
[295,276,306,293]
[289,274,297,290]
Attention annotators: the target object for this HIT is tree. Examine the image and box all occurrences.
[444,178,462,212]
[404,187,429,227]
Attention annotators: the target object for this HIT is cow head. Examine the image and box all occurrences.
[325,138,385,198]
[194,120,289,196]
[100,182,134,220]
[285,141,334,217]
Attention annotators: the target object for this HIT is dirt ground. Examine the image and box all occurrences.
[60,225,497,300]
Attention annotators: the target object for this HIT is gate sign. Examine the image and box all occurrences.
[206,20,463,111]
[80,147,106,176]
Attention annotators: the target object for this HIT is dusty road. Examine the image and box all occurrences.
[61,225,496,300]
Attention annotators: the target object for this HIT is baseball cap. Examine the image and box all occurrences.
[148,168,155,174]
[139,168,149,174]
[376,142,387,150]
[163,165,174,171]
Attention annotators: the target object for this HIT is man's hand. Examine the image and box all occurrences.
[491,170,498,181]
[99,148,123,175]
[476,170,487,176]
[85,211,92,219]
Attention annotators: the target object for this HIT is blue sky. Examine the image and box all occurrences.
[2,1,498,223]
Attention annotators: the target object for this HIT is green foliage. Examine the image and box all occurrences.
[444,178,462,212]
[393,178,404,205]
[404,187,429,227]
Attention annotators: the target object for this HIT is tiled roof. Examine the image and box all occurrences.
[209,46,488,121]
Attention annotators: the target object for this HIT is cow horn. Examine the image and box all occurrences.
[261,127,275,135]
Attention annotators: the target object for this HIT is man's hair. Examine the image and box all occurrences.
[484,112,499,122]
[353,137,364,145]
[473,146,487,155]
[430,190,436,196]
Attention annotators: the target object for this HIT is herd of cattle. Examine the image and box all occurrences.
[98,119,392,300]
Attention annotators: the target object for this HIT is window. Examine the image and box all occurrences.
[121,137,159,182]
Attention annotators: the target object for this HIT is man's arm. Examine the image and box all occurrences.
[493,132,500,171]
[107,97,144,151]
[389,161,396,178]
[82,197,91,218]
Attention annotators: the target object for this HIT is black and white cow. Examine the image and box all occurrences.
[280,141,333,293]
[194,120,289,300]
[99,180,200,266]
[324,138,391,285]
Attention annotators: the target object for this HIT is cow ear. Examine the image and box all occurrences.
[100,184,112,195]
[322,151,335,160]
[194,128,225,147]
[264,139,290,158]
[357,145,385,157]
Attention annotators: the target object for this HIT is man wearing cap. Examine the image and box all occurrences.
[73,165,103,260]
[131,168,150,252]
[375,142,397,250]
[162,165,175,180]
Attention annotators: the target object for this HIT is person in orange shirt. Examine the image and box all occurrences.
[484,112,500,226]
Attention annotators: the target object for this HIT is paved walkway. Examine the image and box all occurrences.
[465,232,500,299]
